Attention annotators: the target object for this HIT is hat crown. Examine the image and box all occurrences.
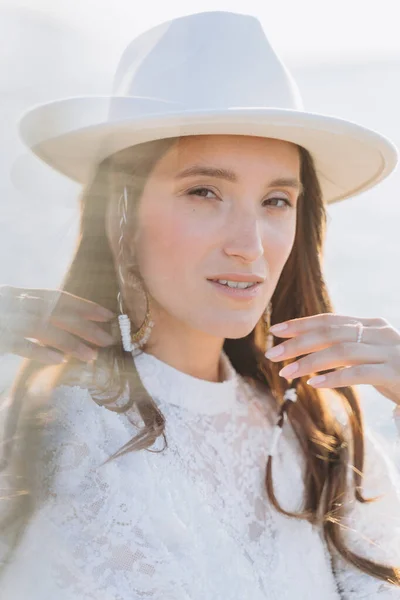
[112,11,303,112]
[19,10,397,203]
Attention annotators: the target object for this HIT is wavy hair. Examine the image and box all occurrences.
[2,136,400,586]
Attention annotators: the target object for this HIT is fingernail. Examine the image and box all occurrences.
[265,345,285,359]
[279,362,299,378]
[269,323,288,333]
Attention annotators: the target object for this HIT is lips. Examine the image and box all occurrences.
[207,274,265,284]
[207,279,263,299]
[213,280,256,288]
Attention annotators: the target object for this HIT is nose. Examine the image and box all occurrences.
[223,213,264,263]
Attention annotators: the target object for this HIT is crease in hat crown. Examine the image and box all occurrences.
[18,10,398,203]
[109,11,304,113]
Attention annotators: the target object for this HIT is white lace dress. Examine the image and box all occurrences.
[1,350,400,599]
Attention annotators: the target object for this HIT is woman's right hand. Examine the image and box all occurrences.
[0,285,117,365]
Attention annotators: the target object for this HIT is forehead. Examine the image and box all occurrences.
[152,134,301,176]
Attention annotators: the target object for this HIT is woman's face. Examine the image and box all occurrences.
[112,135,301,341]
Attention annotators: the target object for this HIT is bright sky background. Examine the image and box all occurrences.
[1,0,400,67]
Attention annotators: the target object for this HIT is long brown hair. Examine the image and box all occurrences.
[2,136,400,586]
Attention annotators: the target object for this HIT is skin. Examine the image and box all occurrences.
[0,285,115,364]
[107,135,302,382]
[4,135,399,407]
[107,133,400,406]
[266,314,400,407]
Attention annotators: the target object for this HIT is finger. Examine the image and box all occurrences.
[7,337,66,365]
[306,363,395,389]
[1,307,117,351]
[266,325,397,362]
[20,289,115,323]
[269,314,390,337]
[0,287,60,324]
[26,323,99,362]
[48,313,117,347]
[0,289,42,324]
[5,310,116,348]
[278,343,387,379]
[51,291,116,322]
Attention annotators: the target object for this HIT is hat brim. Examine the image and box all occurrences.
[19,96,398,204]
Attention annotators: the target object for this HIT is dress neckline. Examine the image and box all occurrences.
[133,349,240,416]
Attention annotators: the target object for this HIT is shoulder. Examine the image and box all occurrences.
[330,425,400,589]
[26,357,127,418]
[11,360,134,459]
[321,391,400,558]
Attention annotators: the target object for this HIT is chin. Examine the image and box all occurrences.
[224,327,257,340]
[203,319,259,340]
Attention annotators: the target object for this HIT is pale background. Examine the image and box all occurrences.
[0,0,399,458]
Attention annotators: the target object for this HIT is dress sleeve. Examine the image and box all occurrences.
[330,426,400,598]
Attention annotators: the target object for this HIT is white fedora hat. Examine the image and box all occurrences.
[18,11,398,204]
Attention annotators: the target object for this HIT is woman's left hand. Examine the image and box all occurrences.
[265,314,400,407]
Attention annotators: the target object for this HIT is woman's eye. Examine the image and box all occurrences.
[187,187,218,200]
[186,188,292,208]
[263,197,292,209]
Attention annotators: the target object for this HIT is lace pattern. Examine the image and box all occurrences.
[1,351,399,599]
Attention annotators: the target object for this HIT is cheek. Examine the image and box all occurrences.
[136,203,204,287]
[263,220,296,273]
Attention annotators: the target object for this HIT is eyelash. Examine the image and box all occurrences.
[187,186,293,208]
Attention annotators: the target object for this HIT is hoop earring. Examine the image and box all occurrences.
[117,186,154,354]
[263,301,274,353]
[118,285,154,354]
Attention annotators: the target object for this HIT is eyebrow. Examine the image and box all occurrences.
[174,165,304,195]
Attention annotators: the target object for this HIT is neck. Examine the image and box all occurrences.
[144,326,225,383]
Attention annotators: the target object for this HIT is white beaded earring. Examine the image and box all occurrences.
[117,186,154,354]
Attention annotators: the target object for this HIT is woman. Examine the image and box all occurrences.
[1,10,400,599]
